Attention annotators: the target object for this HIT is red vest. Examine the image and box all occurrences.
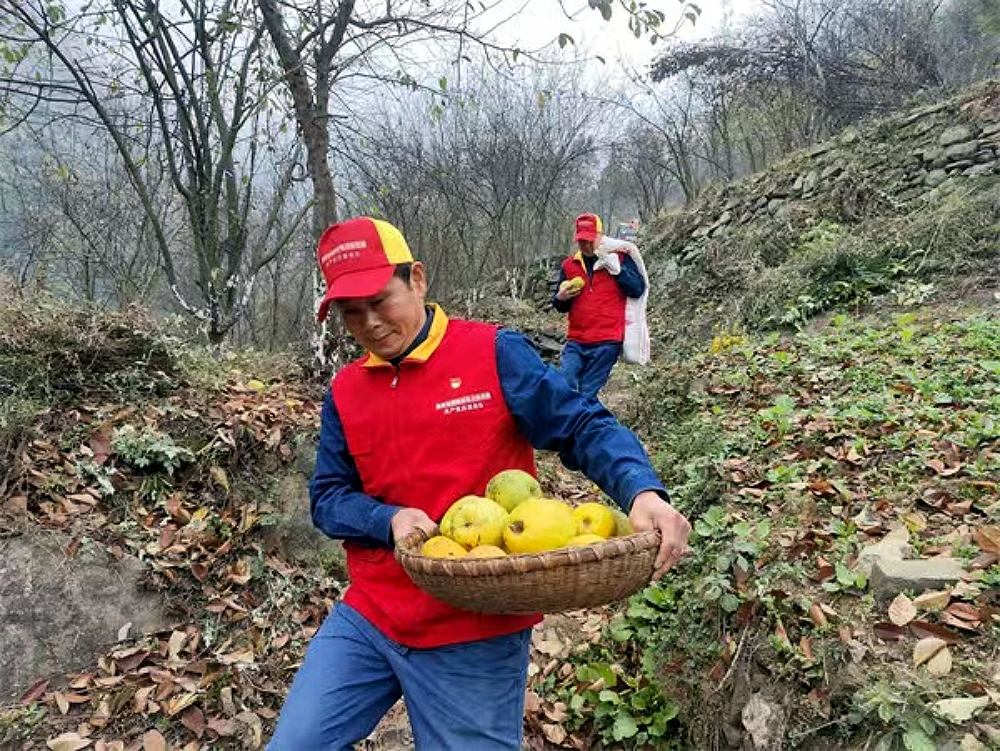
[332,312,541,647]
[562,252,627,343]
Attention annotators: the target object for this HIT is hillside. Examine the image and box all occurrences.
[642,79,1000,353]
[542,302,1000,750]
[3,80,1000,751]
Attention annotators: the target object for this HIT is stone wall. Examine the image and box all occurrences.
[648,80,1000,265]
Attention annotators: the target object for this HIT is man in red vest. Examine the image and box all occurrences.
[268,217,690,751]
[553,212,646,399]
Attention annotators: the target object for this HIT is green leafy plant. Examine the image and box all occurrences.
[851,680,942,751]
[567,662,680,748]
[111,424,194,475]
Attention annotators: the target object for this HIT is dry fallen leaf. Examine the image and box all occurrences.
[873,622,906,641]
[234,710,264,748]
[909,620,964,644]
[933,696,991,723]
[542,723,567,745]
[888,593,917,626]
[167,630,187,662]
[808,603,828,627]
[46,734,92,751]
[913,590,951,612]
[52,691,70,715]
[974,526,1000,555]
[927,646,953,676]
[914,637,947,666]
[142,729,166,751]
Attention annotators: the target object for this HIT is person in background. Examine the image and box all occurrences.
[553,212,646,399]
[267,216,690,750]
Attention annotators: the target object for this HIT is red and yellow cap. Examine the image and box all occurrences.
[574,213,603,242]
[316,217,414,320]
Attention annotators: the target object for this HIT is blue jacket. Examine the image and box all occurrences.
[310,328,666,548]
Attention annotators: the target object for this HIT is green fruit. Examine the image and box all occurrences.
[485,469,542,513]
[610,507,633,537]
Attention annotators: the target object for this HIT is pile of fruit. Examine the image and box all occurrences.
[420,469,633,559]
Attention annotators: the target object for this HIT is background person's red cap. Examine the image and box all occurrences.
[574,213,603,242]
[316,217,414,321]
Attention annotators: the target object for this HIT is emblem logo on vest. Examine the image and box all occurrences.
[436,390,493,415]
[450,377,462,389]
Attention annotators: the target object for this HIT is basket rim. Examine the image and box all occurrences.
[395,526,661,577]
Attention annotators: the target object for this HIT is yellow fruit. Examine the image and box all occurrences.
[560,277,585,293]
[504,497,577,554]
[573,502,616,539]
[440,495,508,548]
[468,545,508,558]
[565,533,607,547]
[485,469,542,513]
[421,535,468,558]
[610,507,634,537]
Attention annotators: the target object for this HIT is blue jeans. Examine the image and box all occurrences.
[267,603,532,750]
[559,341,622,399]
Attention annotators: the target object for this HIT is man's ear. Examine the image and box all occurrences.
[410,261,428,293]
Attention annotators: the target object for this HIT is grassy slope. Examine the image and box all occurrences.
[530,301,1000,750]
[3,294,1000,750]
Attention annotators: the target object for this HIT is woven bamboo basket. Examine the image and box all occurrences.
[395,527,660,614]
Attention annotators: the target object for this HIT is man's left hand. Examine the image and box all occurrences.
[628,491,691,580]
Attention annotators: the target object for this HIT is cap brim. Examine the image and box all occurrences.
[574,230,599,242]
[316,265,396,321]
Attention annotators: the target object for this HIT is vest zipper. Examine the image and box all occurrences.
[390,367,399,389]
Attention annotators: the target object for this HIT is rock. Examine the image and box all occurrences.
[944,140,979,160]
[259,473,347,576]
[804,142,833,157]
[939,125,975,147]
[965,163,996,177]
[840,128,859,145]
[741,693,786,750]
[920,147,945,164]
[925,169,949,187]
[0,533,173,702]
[870,557,967,602]
[946,160,975,172]
[820,163,843,180]
[897,187,926,202]
[802,170,820,194]
[857,525,912,576]
[902,102,948,124]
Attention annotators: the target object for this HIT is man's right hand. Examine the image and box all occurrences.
[391,507,437,545]
[556,280,584,301]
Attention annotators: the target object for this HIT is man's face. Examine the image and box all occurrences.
[577,239,595,255]
[334,263,428,360]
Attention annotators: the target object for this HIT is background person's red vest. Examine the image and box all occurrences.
[561,252,627,343]
[332,317,541,647]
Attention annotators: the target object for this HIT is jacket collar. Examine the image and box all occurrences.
[362,304,449,368]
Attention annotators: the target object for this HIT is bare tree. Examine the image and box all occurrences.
[340,63,602,300]
[0,0,308,343]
